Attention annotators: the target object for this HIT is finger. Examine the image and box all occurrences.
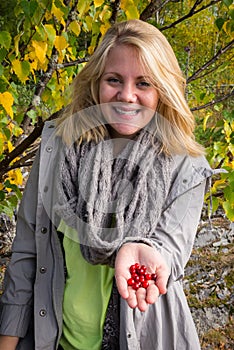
[115,275,129,299]
[126,287,138,309]
[136,287,148,312]
[155,267,169,295]
[145,283,160,304]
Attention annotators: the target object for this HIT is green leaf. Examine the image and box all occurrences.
[0,191,5,201]
[26,109,37,123]
[215,18,225,31]
[211,196,220,213]
[0,47,7,61]
[0,203,14,218]
[224,185,234,203]
[20,0,38,18]
[229,9,234,20]
[223,201,234,221]
[0,31,12,50]
[223,0,233,8]
[2,127,11,140]
[0,64,3,76]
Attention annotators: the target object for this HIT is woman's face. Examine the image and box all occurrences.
[99,44,159,138]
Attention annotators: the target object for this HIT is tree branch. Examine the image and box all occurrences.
[5,149,38,172]
[160,0,222,31]
[140,0,171,21]
[188,56,234,82]
[110,0,121,24]
[190,90,234,111]
[0,109,62,180]
[58,57,89,68]
[65,0,79,30]
[187,39,234,83]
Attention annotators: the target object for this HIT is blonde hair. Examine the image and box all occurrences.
[56,19,204,156]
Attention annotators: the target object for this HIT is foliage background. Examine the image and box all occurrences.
[0,0,233,219]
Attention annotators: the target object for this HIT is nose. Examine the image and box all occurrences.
[117,83,137,103]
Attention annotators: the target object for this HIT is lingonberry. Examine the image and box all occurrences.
[132,282,141,290]
[145,273,151,281]
[129,265,136,274]
[139,275,145,283]
[132,274,140,282]
[128,263,155,290]
[127,278,135,286]
[141,281,149,289]
[134,263,140,269]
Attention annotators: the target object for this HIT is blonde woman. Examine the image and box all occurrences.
[0,20,217,350]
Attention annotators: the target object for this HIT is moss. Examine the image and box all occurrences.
[201,318,234,348]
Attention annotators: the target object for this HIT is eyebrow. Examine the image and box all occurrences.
[102,72,150,80]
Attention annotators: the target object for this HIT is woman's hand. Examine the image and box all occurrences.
[115,242,169,312]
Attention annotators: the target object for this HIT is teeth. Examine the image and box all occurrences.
[115,107,138,116]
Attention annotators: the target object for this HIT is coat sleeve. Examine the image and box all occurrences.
[149,180,206,284]
[0,151,40,337]
[120,155,212,285]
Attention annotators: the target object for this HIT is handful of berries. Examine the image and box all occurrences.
[127,263,157,290]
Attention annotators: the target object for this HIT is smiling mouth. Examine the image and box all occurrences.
[113,106,141,119]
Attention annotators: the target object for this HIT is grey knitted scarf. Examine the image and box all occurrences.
[56,128,172,266]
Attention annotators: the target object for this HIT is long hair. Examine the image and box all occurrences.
[56,19,204,156]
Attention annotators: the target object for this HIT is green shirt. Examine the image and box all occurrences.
[58,221,115,350]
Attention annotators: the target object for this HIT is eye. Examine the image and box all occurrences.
[107,77,120,84]
[137,81,151,88]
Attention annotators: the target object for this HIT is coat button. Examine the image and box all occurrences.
[127,333,131,338]
[40,267,47,273]
[41,227,47,234]
[46,146,53,152]
[39,309,47,317]
[183,179,188,183]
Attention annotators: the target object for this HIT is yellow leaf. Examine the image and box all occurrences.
[54,36,68,51]
[51,3,65,26]
[32,40,48,64]
[7,140,14,152]
[69,21,81,36]
[94,0,104,7]
[12,59,30,83]
[0,92,14,118]
[120,0,139,19]
[8,169,23,186]
[88,45,95,55]
[100,23,111,35]
[30,60,38,72]
[0,183,4,191]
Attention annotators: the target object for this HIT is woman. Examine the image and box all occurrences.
[0,19,217,350]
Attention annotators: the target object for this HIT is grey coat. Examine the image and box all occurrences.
[0,121,220,349]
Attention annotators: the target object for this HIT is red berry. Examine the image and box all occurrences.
[151,273,157,281]
[132,282,141,290]
[141,281,149,289]
[132,273,140,282]
[129,265,136,274]
[138,268,146,275]
[141,265,147,272]
[134,263,140,269]
[145,273,151,280]
[139,275,145,283]
[127,278,135,286]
